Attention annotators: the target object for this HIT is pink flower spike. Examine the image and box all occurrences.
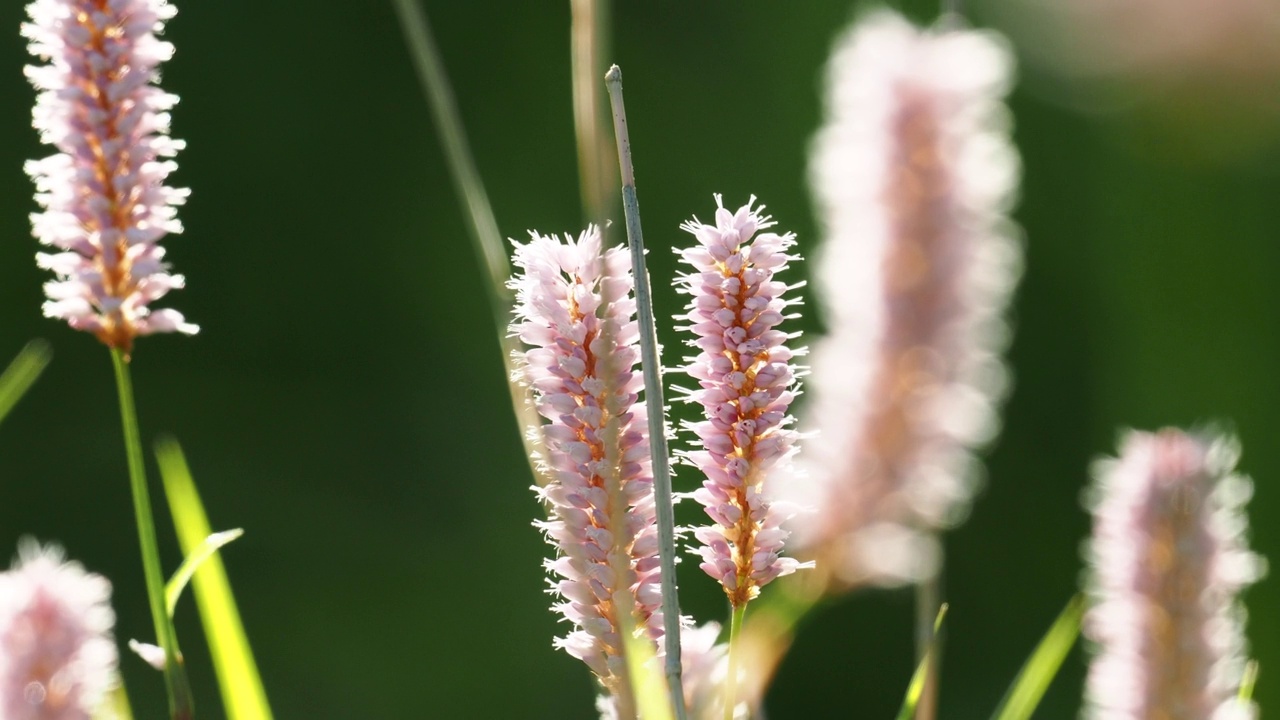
[1084,429,1264,720]
[0,540,118,720]
[23,0,196,354]
[677,195,806,608]
[790,9,1021,588]
[509,226,662,708]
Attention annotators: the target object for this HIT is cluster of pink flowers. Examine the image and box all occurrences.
[676,196,805,609]
[792,9,1021,588]
[509,227,663,709]
[1084,429,1262,720]
[0,541,118,720]
[23,0,195,352]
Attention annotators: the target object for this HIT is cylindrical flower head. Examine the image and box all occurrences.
[510,226,662,707]
[791,9,1021,587]
[0,541,118,720]
[23,0,196,353]
[677,196,805,608]
[1084,429,1263,720]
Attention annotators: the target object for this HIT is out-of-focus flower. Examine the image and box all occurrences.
[677,196,806,609]
[679,622,729,720]
[1084,429,1264,720]
[595,622,731,720]
[792,9,1021,589]
[983,0,1280,158]
[510,226,662,713]
[23,0,196,353]
[0,540,118,720]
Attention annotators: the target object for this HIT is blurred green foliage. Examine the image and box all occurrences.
[1,1,1276,718]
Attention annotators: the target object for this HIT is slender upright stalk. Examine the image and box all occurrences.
[915,569,942,720]
[389,0,548,484]
[604,64,688,720]
[724,604,748,720]
[111,350,193,720]
[571,0,617,227]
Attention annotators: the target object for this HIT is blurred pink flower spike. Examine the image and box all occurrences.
[1084,428,1265,720]
[677,195,808,609]
[23,0,196,355]
[0,540,118,720]
[509,226,663,712]
[791,9,1021,589]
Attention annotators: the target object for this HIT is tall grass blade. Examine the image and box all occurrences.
[156,437,274,720]
[896,604,948,720]
[96,681,134,720]
[990,595,1085,720]
[0,339,52,425]
[388,0,548,485]
[605,64,687,720]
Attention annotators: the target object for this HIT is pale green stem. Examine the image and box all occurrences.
[110,349,193,720]
[389,0,548,484]
[0,339,52,425]
[571,0,617,227]
[724,603,748,720]
[915,561,943,720]
[604,64,688,720]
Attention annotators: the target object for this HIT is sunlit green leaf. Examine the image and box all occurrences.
[0,340,51,426]
[165,528,245,618]
[621,615,675,720]
[991,595,1085,720]
[895,604,949,720]
[156,437,274,720]
[94,679,133,720]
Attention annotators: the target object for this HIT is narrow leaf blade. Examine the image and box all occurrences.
[165,528,245,617]
[0,340,51,425]
[896,604,949,720]
[156,437,274,720]
[990,595,1085,720]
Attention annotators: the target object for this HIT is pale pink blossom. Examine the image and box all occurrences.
[23,0,196,352]
[1084,429,1263,720]
[791,10,1021,588]
[677,196,806,608]
[595,622,730,720]
[0,541,118,720]
[510,226,662,710]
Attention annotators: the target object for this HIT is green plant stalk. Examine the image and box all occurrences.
[915,568,942,720]
[0,339,52,425]
[157,437,274,720]
[110,350,193,720]
[896,605,949,720]
[605,63,688,720]
[571,0,617,227]
[990,595,1084,720]
[723,603,748,720]
[389,0,548,485]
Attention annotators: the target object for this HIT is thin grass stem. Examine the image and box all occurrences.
[571,0,617,226]
[110,350,193,720]
[724,603,748,720]
[389,0,548,484]
[157,437,275,720]
[604,64,688,720]
[915,564,943,720]
[0,339,52,425]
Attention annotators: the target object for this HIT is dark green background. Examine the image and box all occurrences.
[2,1,1277,718]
